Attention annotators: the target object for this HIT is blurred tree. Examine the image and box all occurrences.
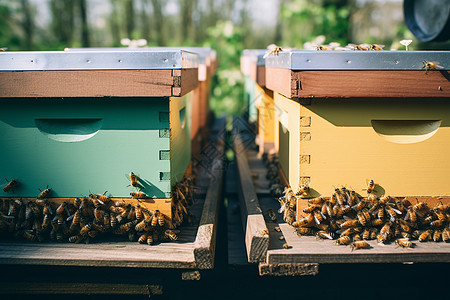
[124,0,135,38]
[50,0,75,46]
[180,0,197,44]
[150,0,166,45]
[78,0,90,47]
[19,0,33,50]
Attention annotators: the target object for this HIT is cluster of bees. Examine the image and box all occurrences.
[262,153,285,198]
[278,180,450,250]
[0,174,194,245]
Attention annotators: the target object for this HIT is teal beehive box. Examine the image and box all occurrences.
[0,50,199,206]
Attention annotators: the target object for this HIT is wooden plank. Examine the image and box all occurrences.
[234,133,269,263]
[266,68,450,99]
[259,262,319,276]
[256,65,266,88]
[0,283,152,295]
[193,117,225,269]
[0,70,175,97]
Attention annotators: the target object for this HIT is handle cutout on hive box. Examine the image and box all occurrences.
[35,119,103,142]
[179,107,186,129]
[371,120,441,144]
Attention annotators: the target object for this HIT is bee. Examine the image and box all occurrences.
[23,230,36,242]
[380,222,393,241]
[334,189,345,206]
[110,212,117,228]
[340,219,360,229]
[362,228,371,240]
[357,211,368,227]
[296,227,314,236]
[442,228,450,243]
[395,238,413,248]
[69,235,82,243]
[151,210,159,227]
[353,234,362,241]
[349,191,358,207]
[433,229,442,242]
[303,206,319,214]
[340,227,362,237]
[90,197,104,208]
[369,44,384,51]
[407,207,418,223]
[355,44,369,51]
[308,197,324,205]
[316,230,335,240]
[88,230,99,239]
[419,229,433,242]
[42,214,51,230]
[362,208,371,222]
[434,209,447,222]
[430,219,445,228]
[37,186,52,199]
[142,209,153,222]
[263,47,283,59]
[116,221,136,235]
[288,196,296,210]
[130,191,147,199]
[297,185,309,197]
[128,172,138,187]
[422,60,443,74]
[385,205,401,221]
[94,208,104,223]
[411,230,422,240]
[313,210,325,224]
[135,204,143,221]
[157,210,165,227]
[366,180,375,194]
[147,235,154,245]
[336,236,352,245]
[282,243,292,249]
[274,226,281,232]
[354,199,367,211]
[165,229,178,241]
[79,223,92,236]
[350,240,370,250]
[413,201,428,212]
[3,179,18,192]
[398,219,411,233]
[316,45,332,51]
[56,201,67,215]
[138,234,148,244]
[377,207,385,220]
[261,229,269,236]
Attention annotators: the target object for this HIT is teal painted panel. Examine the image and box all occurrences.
[0,97,173,198]
[169,94,191,194]
[244,76,257,122]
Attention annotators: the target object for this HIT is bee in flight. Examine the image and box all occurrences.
[263,47,283,59]
[3,178,18,192]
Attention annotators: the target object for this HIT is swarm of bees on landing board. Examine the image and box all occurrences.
[0,174,194,245]
[278,180,450,250]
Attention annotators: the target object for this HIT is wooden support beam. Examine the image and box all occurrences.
[234,133,269,263]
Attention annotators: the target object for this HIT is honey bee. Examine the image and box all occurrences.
[80,223,92,236]
[366,180,375,194]
[263,47,283,59]
[369,44,384,51]
[292,217,309,228]
[282,243,292,249]
[377,207,385,220]
[297,185,309,197]
[407,207,418,223]
[261,229,269,236]
[349,191,358,207]
[130,191,147,199]
[357,211,369,227]
[316,45,332,51]
[94,208,104,223]
[433,229,442,242]
[380,222,393,241]
[442,228,450,243]
[340,227,362,237]
[90,197,104,208]
[157,211,165,227]
[340,219,360,229]
[147,234,154,245]
[418,229,433,242]
[303,206,318,214]
[3,179,18,192]
[354,199,367,211]
[56,201,67,215]
[385,205,401,221]
[274,226,281,232]
[413,201,428,212]
[151,210,159,227]
[69,235,82,243]
[411,230,421,240]
[110,212,117,228]
[336,236,352,245]
[350,240,370,250]
[138,234,148,244]
[422,60,443,74]
[334,189,346,206]
[431,219,445,228]
[398,219,411,233]
[316,230,335,240]
[165,229,178,241]
[42,214,51,230]
[22,230,36,242]
[296,227,313,236]
[395,238,413,248]
[37,186,52,199]
[142,209,153,223]
[128,172,138,187]
[308,197,324,205]
[355,44,369,51]
[135,204,143,221]
[313,210,325,224]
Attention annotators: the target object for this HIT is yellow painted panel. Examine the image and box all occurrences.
[299,98,450,197]
[256,85,275,153]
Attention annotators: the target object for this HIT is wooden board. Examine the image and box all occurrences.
[266,68,450,99]
[0,69,198,98]
[233,133,269,263]
[193,117,225,269]
[0,117,225,270]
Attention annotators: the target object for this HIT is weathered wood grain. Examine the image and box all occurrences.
[234,134,269,263]
[0,69,198,98]
[193,118,225,269]
[259,262,319,276]
[266,68,450,99]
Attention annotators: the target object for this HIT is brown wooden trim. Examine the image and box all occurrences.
[266,68,450,99]
[256,65,266,87]
[0,69,198,98]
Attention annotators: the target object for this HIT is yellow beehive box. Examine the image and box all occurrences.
[268,50,450,197]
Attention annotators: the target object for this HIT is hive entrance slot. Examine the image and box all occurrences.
[371,120,441,144]
[35,118,103,142]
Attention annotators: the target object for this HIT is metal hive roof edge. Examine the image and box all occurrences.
[264,50,450,71]
[0,49,199,71]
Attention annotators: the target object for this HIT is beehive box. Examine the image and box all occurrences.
[240,49,275,153]
[265,50,450,198]
[0,49,199,217]
[65,47,217,155]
